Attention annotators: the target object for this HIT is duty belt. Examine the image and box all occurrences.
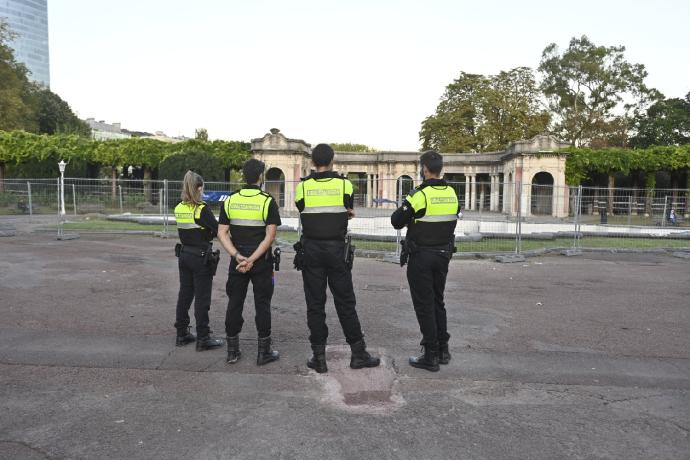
[180,244,211,257]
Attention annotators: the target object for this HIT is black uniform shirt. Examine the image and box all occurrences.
[219,185,281,247]
[295,171,354,240]
[391,178,460,246]
[179,203,218,247]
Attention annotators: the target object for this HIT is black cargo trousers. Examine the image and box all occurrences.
[175,251,213,337]
[225,250,274,338]
[301,238,364,345]
[406,249,451,349]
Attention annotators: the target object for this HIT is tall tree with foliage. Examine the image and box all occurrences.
[630,93,690,148]
[420,68,549,153]
[0,20,35,134]
[31,87,92,136]
[539,35,661,147]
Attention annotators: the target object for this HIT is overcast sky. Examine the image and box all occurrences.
[49,0,690,151]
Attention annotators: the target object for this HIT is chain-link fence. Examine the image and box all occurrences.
[2,177,689,254]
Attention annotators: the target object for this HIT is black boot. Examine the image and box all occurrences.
[349,340,381,369]
[196,334,224,352]
[439,343,451,365]
[257,336,280,366]
[175,326,196,347]
[226,335,241,364]
[409,345,440,372]
[307,344,327,373]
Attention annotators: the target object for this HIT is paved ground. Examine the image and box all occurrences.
[0,230,689,459]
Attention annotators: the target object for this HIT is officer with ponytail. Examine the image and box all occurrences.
[391,151,459,372]
[173,170,224,351]
[217,159,281,366]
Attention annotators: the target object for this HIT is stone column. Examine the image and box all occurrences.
[489,175,496,211]
[464,175,471,210]
[479,183,485,211]
[366,174,373,208]
[470,175,477,211]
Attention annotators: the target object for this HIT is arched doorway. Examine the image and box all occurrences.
[396,175,414,203]
[531,171,554,215]
[265,167,285,207]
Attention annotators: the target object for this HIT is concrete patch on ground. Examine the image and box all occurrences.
[312,345,404,415]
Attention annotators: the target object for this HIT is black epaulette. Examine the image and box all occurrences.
[408,183,428,197]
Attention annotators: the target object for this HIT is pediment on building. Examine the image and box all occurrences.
[251,128,311,153]
[506,134,570,155]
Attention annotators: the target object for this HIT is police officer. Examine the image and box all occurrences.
[173,170,224,351]
[295,143,380,373]
[217,159,281,366]
[391,151,459,372]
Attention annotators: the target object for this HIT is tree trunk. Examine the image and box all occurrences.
[111,167,117,202]
[143,167,152,203]
[607,175,615,216]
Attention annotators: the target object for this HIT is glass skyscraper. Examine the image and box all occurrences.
[0,0,50,87]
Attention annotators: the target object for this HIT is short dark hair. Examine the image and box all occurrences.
[312,144,334,167]
[419,150,443,175]
[243,159,265,184]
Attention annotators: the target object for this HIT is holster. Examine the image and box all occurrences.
[399,239,409,267]
[273,247,281,271]
[174,243,182,257]
[344,235,355,271]
[202,244,220,277]
[293,240,305,271]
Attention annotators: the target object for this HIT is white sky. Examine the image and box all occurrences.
[49,0,690,151]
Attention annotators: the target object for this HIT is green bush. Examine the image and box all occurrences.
[158,148,225,182]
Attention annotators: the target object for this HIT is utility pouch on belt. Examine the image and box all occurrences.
[344,235,355,271]
[174,243,182,257]
[293,241,305,271]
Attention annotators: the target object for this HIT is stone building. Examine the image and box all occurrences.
[251,129,570,217]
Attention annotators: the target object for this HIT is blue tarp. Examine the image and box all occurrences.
[203,191,232,202]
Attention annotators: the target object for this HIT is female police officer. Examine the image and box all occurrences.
[173,170,224,351]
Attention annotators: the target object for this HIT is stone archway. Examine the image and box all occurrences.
[531,171,554,215]
[265,167,285,207]
[396,175,414,203]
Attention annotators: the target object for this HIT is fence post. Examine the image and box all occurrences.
[514,181,522,254]
[118,185,123,213]
[56,178,62,239]
[72,184,77,215]
[627,194,632,226]
[661,196,668,227]
[26,181,33,220]
[163,179,169,235]
[395,178,402,257]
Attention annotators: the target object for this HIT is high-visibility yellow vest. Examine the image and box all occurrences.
[224,188,271,226]
[296,177,353,214]
[406,185,458,223]
[174,202,206,229]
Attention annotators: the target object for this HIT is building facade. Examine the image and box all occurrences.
[0,0,50,87]
[84,118,131,141]
[251,129,571,217]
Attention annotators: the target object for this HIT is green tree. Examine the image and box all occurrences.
[0,20,35,133]
[330,143,376,152]
[420,68,549,152]
[630,93,690,148]
[539,35,661,147]
[195,128,209,141]
[31,87,92,136]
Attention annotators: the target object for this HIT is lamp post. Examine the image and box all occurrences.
[58,160,66,215]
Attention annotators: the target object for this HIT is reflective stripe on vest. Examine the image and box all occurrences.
[299,177,351,214]
[174,202,205,229]
[407,185,458,224]
[224,188,270,227]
